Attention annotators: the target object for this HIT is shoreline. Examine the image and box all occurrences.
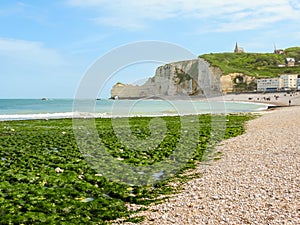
[127,103,300,224]
[0,96,281,121]
[0,111,253,224]
[220,91,300,106]
[112,91,300,106]
[2,98,299,223]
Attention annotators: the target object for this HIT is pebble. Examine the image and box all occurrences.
[118,106,300,225]
[55,167,64,173]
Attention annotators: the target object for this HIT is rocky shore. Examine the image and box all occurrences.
[119,97,300,224]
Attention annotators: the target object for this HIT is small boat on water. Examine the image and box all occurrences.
[41,98,48,101]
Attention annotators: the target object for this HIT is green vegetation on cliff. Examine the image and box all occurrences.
[200,47,300,78]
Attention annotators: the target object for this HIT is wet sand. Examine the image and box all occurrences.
[216,92,300,107]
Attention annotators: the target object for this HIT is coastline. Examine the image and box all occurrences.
[113,91,300,106]
[126,102,300,224]
[217,92,300,107]
[0,112,253,224]
[1,97,299,223]
[0,98,272,121]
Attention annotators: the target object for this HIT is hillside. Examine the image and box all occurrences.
[200,47,300,78]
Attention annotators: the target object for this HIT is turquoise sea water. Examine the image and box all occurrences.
[0,99,268,121]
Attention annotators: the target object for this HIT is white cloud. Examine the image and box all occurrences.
[0,38,81,98]
[94,17,145,30]
[289,0,300,10]
[67,0,300,31]
[215,3,297,32]
[0,38,66,67]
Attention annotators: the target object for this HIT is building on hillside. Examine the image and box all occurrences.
[234,42,244,53]
[257,78,280,92]
[285,58,295,67]
[273,44,284,54]
[274,49,284,54]
[279,74,298,90]
[256,74,299,92]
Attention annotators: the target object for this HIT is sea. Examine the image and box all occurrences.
[0,98,269,121]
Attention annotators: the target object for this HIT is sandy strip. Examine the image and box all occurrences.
[216,92,300,107]
[121,103,300,224]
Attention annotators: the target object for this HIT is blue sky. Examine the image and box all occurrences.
[1,0,300,98]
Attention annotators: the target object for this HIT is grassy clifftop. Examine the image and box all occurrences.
[200,47,300,78]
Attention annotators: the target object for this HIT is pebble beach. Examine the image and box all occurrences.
[121,93,300,224]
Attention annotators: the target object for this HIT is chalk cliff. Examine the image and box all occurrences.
[110,58,256,99]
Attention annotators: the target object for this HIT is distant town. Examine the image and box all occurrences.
[256,74,300,92]
[235,43,300,92]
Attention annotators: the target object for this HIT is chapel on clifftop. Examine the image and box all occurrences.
[234,42,245,53]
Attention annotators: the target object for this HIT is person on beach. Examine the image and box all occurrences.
[289,99,291,106]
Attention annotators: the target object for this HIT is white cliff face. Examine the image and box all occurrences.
[149,59,201,96]
[110,58,224,99]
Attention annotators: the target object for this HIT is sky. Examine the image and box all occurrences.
[0,0,300,98]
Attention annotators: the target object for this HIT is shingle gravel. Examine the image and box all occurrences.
[124,106,300,224]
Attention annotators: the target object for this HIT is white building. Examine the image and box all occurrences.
[256,74,300,92]
[257,78,280,92]
[279,74,298,90]
[285,58,295,67]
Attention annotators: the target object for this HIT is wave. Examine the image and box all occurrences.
[0,111,212,121]
[0,101,270,121]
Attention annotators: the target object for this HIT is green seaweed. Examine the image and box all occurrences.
[0,114,254,224]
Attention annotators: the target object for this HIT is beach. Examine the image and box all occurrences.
[0,98,269,121]
[0,112,254,224]
[122,96,300,224]
[1,94,299,224]
[217,91,300,107]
